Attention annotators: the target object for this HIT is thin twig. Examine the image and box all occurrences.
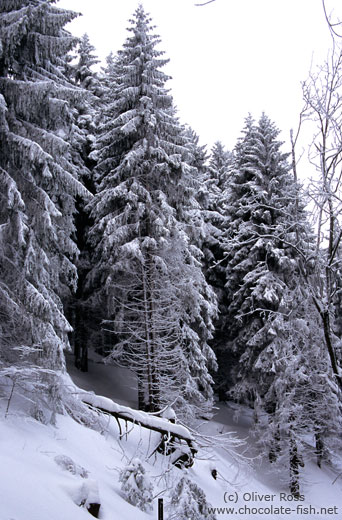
[5,378,16,419]
[195,0,216,5]
[322,0,342,39]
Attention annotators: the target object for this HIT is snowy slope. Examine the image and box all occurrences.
[0,355,341,520]
[200,403,342,520]
[65,352,138,408]
[0,405,153,520]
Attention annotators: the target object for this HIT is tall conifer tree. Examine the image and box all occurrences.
[222,115,306,395]
[86,6,217,421]
[0,1,90,412]
[63,33,103,371]
[222,114,342,493]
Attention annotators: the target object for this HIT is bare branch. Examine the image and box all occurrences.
[322,0,342,39]
[195,0,216,5]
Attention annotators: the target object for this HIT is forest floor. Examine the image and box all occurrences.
[0,353,341,520]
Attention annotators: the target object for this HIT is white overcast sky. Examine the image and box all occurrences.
[58,0,340,154]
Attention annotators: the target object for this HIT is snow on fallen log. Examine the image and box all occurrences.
[82,393,193,441]
[81,393,197,467]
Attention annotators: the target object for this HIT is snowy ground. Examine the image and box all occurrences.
[0,354,341,520]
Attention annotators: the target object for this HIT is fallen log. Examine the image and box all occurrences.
[81,393,197,467]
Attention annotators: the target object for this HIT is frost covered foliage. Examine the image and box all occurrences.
[203,142,233,309]
[168,476,216,520]
[222,114,312,399]
[182,129,222,256]
[61,32,103,372]
[71,33,104,163]
[208,141,233,192]
[221,114,342,493]
[119,458,153,512]
[196,141,236,395]
[0,1,90,412]
[54,454,89,478]
[74,34,100,91]
[252,291,342,495]
[86,6,217,421]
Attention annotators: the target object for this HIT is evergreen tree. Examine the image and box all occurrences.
[0,1,89,413]
[86,5,217,421]
[100,51,119,98]
[71,32,103,169]
[183,126,208,175]
[119,458,154,513]
[198,142,232,318]
[181,126,210,249]
[222,113,342,493]
[168,477,216,520]
[62,33,103,371]
[74,34,100,89]
[223,114,309,398]
[208,141,232,192]
[197,141,233,397]
[252,288,342,495]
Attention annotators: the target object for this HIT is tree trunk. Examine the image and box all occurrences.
[315,432,324,468]
[269,426,281,463]
[141,262,154,412]
[289,437,304,498]
[321,308,342,391]
[137,369,147,411]
[148,272,160,412]
[74,303,88,372]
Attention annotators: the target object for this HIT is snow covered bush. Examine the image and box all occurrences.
[54,455,89,478]
[119,458,154,512]
[168,476,216,520]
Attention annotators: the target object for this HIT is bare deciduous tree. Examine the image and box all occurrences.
[299,42,342,390]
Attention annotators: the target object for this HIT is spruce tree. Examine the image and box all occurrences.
[0,1,89,413]
[72,32,103,169]
[198,141,232,316]
[86,5,217,421]
[208,141,232,191]
[74,34,100,89]
[223,113,342,493]
[62,33,103,371]
[196,141,233,397]
[168,477,216,520]
[252,287,342,495]
[223,114,307,397]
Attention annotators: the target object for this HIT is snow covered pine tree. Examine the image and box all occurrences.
[119,458,154,513]
[222,114,342,494]
[0,0,90,417]
[72,32,103,173]
[86,5,217,422]
[63,33,104,372]
[200,141,235,396]
[223,115,307,399]
[168,476,216,520]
